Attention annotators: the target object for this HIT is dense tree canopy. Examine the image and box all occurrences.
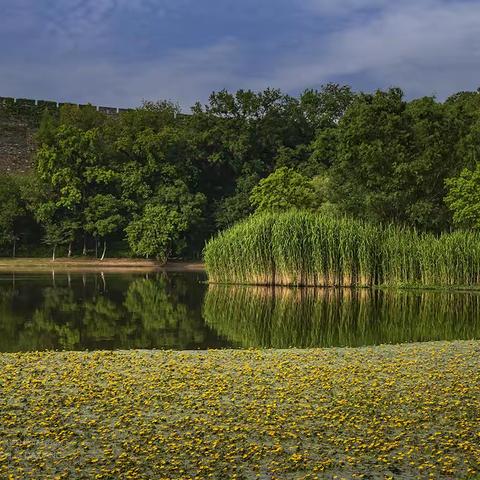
[445,164,480,229]
[0,176,26,256]
[250,167,316,213]
[1,84,480,259]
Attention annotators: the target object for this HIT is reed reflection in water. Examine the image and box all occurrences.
[203,285,480,348]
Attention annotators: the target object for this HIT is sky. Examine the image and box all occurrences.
[1,0,480,110]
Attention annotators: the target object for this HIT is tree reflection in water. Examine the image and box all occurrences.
[3,272,480,352]
[0,271,230,352]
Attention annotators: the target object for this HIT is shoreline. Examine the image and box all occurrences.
[1,338,475,355]
[0,257,205,272]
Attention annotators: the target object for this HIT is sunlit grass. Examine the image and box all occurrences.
[204,211,480,288]
[1,341,480,479]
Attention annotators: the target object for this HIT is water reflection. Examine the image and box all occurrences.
[2,272,480,352]
[203,286,480,348]
[0,271,231,352]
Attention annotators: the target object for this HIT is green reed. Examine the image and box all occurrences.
[204,211,480,288]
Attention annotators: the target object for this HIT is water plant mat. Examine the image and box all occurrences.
[1,341,479,479]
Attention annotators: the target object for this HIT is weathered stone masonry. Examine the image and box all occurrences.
[0,97,129,174]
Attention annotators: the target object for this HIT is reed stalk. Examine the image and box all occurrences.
[204,211,480,288]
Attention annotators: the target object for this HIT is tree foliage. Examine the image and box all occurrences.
[0,176,26,256]
[2,85,480,259]
[126,182,205,262]
[126,205,186,262]
[250,167,316,213]
[445,164,480,229]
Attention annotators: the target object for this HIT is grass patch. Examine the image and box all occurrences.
[1,341,480,479]
[204,212,480,288]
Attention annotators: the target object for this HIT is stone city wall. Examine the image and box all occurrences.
[0,96,131,174]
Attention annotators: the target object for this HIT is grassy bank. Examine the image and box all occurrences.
[0,258,205,272]
[1,341,479,479]
[204,212,480,288]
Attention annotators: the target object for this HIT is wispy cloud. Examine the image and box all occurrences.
[0,38,244,109]
[41,0,171,48]
[0,0,188,51]
[0,0,479,107]
[300,0,394,16]
[267,0,480,98]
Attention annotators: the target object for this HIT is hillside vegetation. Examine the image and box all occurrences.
[2,86,480,260]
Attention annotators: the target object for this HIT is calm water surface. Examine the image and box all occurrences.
[1,271,480,352]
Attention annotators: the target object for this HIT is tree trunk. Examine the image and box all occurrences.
[12,238,16,258]
[83,236,87,256]
[95,239,98,258]
[101,240,107,261]
[52,245,56,262]
[68,241,72,257]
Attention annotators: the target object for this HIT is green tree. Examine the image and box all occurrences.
[126,181,205,262]
[35,125,117,255]
[214,173,259,228]
[402,96,458,230]
[189,88,313,234]
[36,109,57,146]
[300,83,356,130]
[59,104,107,131]
[444,164,480,229]
[327,88,409,223]
[108,101,192,209]
[250,167,316,213]
[42,222,71,261]
[311,171,340,216]
[36,125,115,212]
[444,91,480,170]
[326,89,459,231]
[0,176,26,257]
[84,194,125,260]
[126,205,186,262]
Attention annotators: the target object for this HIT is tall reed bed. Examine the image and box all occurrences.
[204,211,480,288]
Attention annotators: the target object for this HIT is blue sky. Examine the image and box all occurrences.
[1,0,480,109]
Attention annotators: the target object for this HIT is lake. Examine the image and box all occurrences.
[1,270,480,352]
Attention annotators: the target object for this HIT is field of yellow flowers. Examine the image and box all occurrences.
[1,341,480,479]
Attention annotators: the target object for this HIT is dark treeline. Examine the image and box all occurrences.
[1,85,480,260]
